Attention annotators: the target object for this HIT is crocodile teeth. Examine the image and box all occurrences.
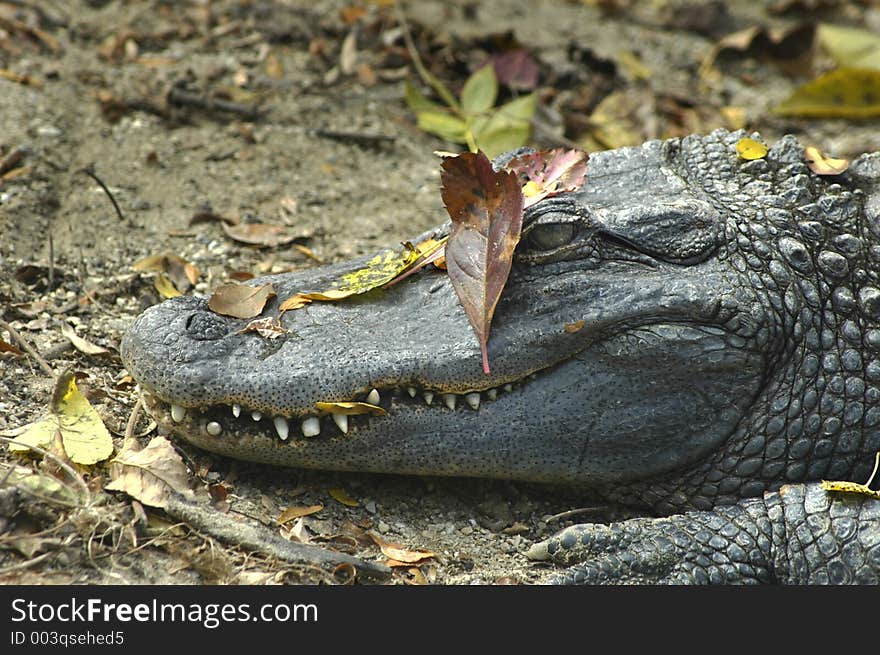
[332,413,349,434]
[232,404,241,418]
[171,404,185,422]
[423,391,434,405]
[465,393,480,410]
[444,394,457,410]
[366,388,380,405]
[206,421,222,436]
[274,416,289,441]
[486,389,498,401]
[302,416,321,437]
[503,384,513,392]
[252,411,262,421]
[407,386,417,398]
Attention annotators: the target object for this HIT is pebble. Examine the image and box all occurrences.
[377,520,390,533]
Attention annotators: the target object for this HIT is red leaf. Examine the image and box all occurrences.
[490,49,540,91]
[442,151,523,374]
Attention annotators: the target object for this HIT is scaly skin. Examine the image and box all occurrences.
[121,130,880,584]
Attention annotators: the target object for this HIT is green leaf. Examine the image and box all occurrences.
[417,111,468,143]
[773,68,880,118]
[461,65,498,114]
[818,24,880,70]
[492,93,537,123]
[405,80,445,113]
[473,125,531,159]
[470,94,536,157]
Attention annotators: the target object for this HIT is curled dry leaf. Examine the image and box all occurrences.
[0,337,24,356]
[506,148,589,208]
[367,530,436,565]
[132,253,200,291]
[60,322,110,356]
[208,282,275,319]
[442,151,523,374]
[105,436,196,509]
[9,371,114,466]
[237,316,287,339]
[154,273,182,298]
[803,146,850,176]
[564,320,586,334]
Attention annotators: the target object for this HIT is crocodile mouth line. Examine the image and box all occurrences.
[142,374,537,444]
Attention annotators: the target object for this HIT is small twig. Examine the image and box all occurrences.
[123,395,144,445]
[47,232,55,291]
[0,146,29,176]
[0,550,56,576]
[167,86,264,121]
[0,318,54,376]
[312,128,396,148]
[78,166,126,223]
[865,451,880,488]
[164,494,391,579]
[545,506,610,523]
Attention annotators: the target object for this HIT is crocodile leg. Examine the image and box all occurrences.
[527,484,880,584]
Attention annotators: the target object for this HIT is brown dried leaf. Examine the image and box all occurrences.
[804,146,850,176]
[221,222,306,247]
[367,531,436,564]
[132,253,200,290]
[279,294,312,312]
[59,322,109,356]
[276,504,324,524]
[189,210,238,226]
[442,151,524,374]
[564,320,585,334]
[207,283,275,319]
[106,436,195,509]
[506,148,589,208]
[237,316,287,339]
[0,337,23,356]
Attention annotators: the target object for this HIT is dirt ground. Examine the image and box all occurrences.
[1,0,879,585]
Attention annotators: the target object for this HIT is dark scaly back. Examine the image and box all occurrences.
[610,129,880,513]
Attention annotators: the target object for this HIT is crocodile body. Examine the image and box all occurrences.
[121,129,880,584]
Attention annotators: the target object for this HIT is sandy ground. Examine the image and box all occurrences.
[1,0,879,585]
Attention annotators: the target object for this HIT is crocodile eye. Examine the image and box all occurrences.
[524,223,578,251]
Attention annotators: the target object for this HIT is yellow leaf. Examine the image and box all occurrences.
[276,504,324,524]
[315,401,386,416]
[154,272,181,298]
[818,24,880,70]
[9,371,113,465]
[821,480,880,500]
[279,294,312,312]
[329,487,359,507]
[735,137,768,160]
[774,68,880,119]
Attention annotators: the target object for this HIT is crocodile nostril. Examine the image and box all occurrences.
[185,311,229,340]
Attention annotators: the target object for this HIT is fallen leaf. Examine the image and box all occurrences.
[416,110,468,143]
[276,504,324,524]
[315,401,386,416]
[339,30,358,76]
[1,464,77,504]
[0,337,23,356]
[367,531,435,564]
[237,316,287,339]
[773,68,880,119]
[329,487,359,507]
[105,436,195,508]
[564,320,585,333]
[505,148,589,208]
[470,93,536,158]
[59,322,110,356]
[9,371,114,466]
[132,253,200,291]
[278,294,312,312]
[221,222,309,247]
[189,210,238,226]
[154,273,182,298]
[490,48,540,91]
[208,282,275,319]
[382,236,448,288]
[735,137,769,160]
[442,151,524,374]
[818,24,880,70]
[701,23,816,77]
[803,146,850,175]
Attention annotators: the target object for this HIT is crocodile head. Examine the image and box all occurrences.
[121,129,880,494]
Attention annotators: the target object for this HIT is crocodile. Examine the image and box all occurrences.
[121,129,880,584]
